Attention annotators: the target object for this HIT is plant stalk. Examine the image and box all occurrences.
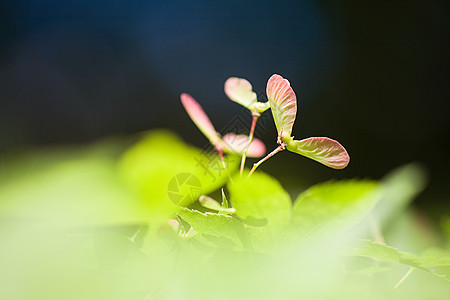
[240,114,259,176]
[393,267,415,289]
[248,145,284,177]
[217,147,234,183]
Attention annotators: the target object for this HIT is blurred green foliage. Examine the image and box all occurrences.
[0,130,448,299]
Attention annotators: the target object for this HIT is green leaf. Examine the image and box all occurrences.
[0,143,147,226]
[291,180,379,241]
[118,130,238,224]
[228,172,291,251]
[221,189,228,209]
[229,172,291,226]
[442,215,450,244]
[177,207,250,249]
[371,164,427,227]
[350,240,450,281]
[382,210,438,254]
[199,195,236,214]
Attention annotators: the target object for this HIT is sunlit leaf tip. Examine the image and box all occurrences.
[287,137,350,169]
[221,189,228,208]
[266,74,297,139]
[222,133,266,157]
[224,77,257,109]
[199,195,236,213]
[180,93,221,146]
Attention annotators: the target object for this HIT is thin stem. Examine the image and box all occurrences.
[248,145,284,177]
[393,267,415,289]
[240,114,259,176]
[217,148,226,169]
[217,148,234,183]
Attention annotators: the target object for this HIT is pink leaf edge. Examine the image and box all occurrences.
[287,137,350,169]
[180,93,221,146]
[224,77,257,108]
[222,133,266,157]
[266,74,297,138]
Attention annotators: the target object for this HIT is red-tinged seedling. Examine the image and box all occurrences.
[249,74,350,176]
[224,77,270,114]
[224,77,270,175]
[180,93,266,168]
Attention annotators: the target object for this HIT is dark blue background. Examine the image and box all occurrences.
[0,0,449,205]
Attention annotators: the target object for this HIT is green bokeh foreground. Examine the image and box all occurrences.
[0,130,449,299]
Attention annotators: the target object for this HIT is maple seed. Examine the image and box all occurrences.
[180,93,267,161]
[249,74,350,175]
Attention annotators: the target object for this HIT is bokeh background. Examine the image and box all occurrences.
[0,0,448,207]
